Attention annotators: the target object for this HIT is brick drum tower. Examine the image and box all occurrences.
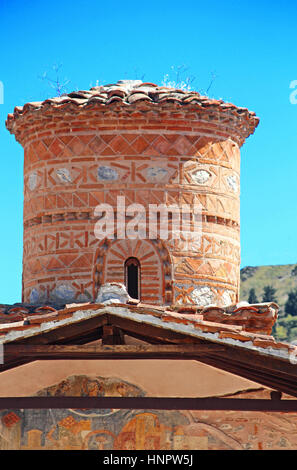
[6,80,259,307]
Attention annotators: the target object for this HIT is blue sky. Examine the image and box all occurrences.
[0,0,296,304]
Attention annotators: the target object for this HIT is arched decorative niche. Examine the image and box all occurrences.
[93,238,172,305]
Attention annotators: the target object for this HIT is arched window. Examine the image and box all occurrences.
[125,257,140,300]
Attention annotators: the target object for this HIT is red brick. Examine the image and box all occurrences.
[7,84,254,307]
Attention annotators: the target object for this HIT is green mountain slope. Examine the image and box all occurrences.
[240,263,297,342]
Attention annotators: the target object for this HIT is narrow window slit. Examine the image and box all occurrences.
[125,257,140,300]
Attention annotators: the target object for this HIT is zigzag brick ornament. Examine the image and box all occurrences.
[6,79,297,453]
[6,80,259,307]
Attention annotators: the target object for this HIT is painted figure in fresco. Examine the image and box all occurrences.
[83,430,116,450]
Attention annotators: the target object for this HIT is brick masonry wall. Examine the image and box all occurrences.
[18,108,241,306]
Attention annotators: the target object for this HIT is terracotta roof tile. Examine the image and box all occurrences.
[7,306,29,315]
[218,330,252,342]
[6,80,259,140]
[0,301,295,365]
[0,303,63,323]
[34,306,57,314]
[25,312,59,324]
[0,300,278,333]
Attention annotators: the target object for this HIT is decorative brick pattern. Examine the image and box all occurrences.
[7,81,258,306]
[93,238,172,304]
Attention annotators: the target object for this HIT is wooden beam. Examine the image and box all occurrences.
[105,314,198,344]
[0,396,296,411]
[102,325,125,345]
[195,354,297,398]
[3,343,225,360]
[17,314,109,345]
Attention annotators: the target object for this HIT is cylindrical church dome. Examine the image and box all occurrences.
[6,80,259,307]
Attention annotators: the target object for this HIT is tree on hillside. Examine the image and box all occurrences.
[285,289,297,316]
[262,285,277,303]
[248,288,258,304]
[291,265,297,277]
[248,287,259,304]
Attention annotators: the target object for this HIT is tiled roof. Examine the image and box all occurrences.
[0,303,60,325]
[6,80,259,138]
[0,300,295,364]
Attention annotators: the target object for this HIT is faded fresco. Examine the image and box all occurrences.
[1,375,297,450]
